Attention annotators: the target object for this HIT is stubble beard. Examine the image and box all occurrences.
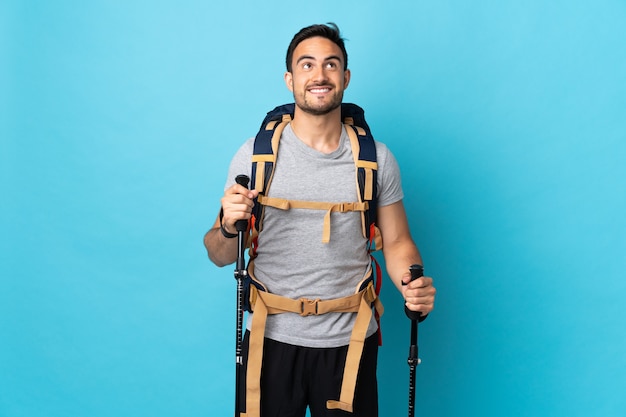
[294,88,344,116]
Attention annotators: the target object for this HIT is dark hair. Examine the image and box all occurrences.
[285,22,348,72]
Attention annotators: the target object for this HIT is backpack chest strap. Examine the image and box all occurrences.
[256,194,368,243]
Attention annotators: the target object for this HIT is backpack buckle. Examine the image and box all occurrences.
[299,298,320,316]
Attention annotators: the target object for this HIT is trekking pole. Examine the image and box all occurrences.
[404,264,424,417]
[233,174,250,417]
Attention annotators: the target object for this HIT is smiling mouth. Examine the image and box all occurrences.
[308,87,332,94]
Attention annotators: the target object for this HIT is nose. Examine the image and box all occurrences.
[311,65,328,83]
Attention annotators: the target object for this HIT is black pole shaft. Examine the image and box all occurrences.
[408,320,418,417]
[234,274,244,416]
[233,175,250,417]
[405,264,423,417]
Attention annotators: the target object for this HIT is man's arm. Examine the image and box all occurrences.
[378,200,436,316]
[203,184,258,267]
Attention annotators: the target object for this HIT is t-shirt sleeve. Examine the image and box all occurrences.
[375,141,404,207]
[224,138,255,191]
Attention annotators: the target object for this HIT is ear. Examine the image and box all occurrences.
[284,71,294,92]
[343,69,351,90]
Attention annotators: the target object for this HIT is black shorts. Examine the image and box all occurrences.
[239,330,379,417]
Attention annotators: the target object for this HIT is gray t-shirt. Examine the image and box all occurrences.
[225,123,403,347]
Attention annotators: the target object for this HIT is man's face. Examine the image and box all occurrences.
[285,36,351,116]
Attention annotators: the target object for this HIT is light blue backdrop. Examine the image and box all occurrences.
[2,1,625,416]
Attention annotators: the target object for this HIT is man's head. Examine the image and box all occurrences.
[285,23,348,73]
[284,23,351,116]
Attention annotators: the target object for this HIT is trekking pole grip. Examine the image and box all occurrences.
[404,264,424,321]
[235,175,250,232]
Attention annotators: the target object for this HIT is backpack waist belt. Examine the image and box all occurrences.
[242,268,384,417]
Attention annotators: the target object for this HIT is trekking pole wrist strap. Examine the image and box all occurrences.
[219,208,238,239]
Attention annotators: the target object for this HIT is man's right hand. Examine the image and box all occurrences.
[220,184,259,235]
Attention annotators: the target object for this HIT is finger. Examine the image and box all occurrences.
[400,272,413,285]
[226,197,254,210]
[404,301,431,313]
[405,300,434,315]
[405,288,436,306]
[406,293,434,306]
[231,183,259,199]
[222,191,256,210]
[225,204,254,221]
[220,198,255,228]
[408,276,433,289]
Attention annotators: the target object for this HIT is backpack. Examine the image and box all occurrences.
[250,102,381,247]
[239,103,386,416]
[245,102,383,311]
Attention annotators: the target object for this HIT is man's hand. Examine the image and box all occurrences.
[220,183,259,235]
[401,273,436,316]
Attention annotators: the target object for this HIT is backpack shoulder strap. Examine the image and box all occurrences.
[342,103,381,251]
[250,104,294,235]
[342,103,384,345]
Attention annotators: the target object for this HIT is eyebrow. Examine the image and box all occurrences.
[296,54,342,65]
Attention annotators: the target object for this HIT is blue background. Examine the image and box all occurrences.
[2,1,625,416]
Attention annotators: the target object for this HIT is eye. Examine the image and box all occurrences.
[325,62,337,69]
[302,62,313,70]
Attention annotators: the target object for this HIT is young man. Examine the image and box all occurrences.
[204,23,436,417]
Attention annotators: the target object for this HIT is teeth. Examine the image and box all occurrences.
[310,88,330,93]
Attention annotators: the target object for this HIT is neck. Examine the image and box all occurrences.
[290,106,343,154]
